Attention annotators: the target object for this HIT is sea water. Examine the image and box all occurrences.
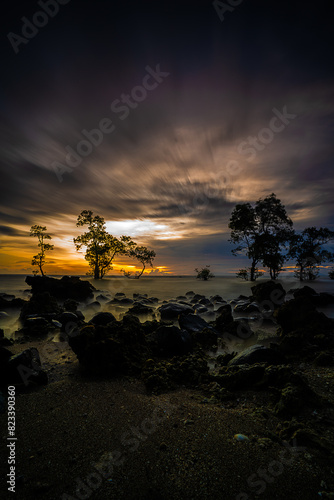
[1,274,334,338]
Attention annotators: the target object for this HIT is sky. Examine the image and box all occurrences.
[0,0,333,276]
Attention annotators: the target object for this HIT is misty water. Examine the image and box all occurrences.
[1,275,334,344]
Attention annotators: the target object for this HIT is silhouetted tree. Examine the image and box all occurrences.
[229,193,293,280]
[289,227,334,281]
[128,245,156,278]
[73,210,134,279]
[195,265,215,280]
[30,225,54,276]
[329,268,334,280]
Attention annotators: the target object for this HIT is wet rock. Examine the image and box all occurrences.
[228,344,286,366]
[1,347,48,386]
[275,297,333,336]
[251,280,286,307]
[210,294,224,303]
[0,296,27,309]
[96,294,110,302]
[25,275,95,301]
[63,299,79,312]
[89,311,117,326]
[159,302,193,320]
[126,303,154,315]
[20,292,62,321]
[211,364,265,391]
[0,311,9,319]
[185,291,195,296]
[68,313,153,376]
[214,304,233,331]
[118,297,133,305]
[179,314,213,333]
[153,325,192,356]
[194,306,209,314]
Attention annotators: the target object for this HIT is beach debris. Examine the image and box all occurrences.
[234,434,249,441]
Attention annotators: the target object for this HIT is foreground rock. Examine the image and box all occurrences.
[251,280,286,308]
[25,275,95,301]
[228,344,286,366]
[0,347,48,387]
[159,302,194,320]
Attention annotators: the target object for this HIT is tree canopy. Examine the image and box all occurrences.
[288,227,334,281]
[73,210,134,279]
[229,193,293,280]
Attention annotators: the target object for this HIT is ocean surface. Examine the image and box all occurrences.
[1,274,334,338]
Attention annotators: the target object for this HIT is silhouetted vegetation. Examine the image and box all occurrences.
[229,193,293,281]
[236,267,263,281]
[288,227,334,281]
[30,225,54,276]
[195,265,215,280]
[73,211,134,279]
[73,210,156,279]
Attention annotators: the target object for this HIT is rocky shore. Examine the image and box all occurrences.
[0,276,334,499]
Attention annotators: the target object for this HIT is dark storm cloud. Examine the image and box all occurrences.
[1,0,333,272]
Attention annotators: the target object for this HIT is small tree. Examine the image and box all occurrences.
[74,210,134,279]
[128,245,156,278]
[195,265,215,280]
[30,225,54,276]
[329,268,334,280]
[289,227,334,281]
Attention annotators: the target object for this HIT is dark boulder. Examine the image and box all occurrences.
[25,275,95,301]
[126,303,154,316]
[0,296,27,309]
[1,347,48,386]
[57,311,83,332]
[251,280,286,308]
[153,325,193,356]
[89,312,116,326]
[20,292,62,321]
[179,314,218,336]
[159,302,193,320]
[275,297,333,336]
[228,344,286,366]
[63,299,79,312]
[214,304,233,331]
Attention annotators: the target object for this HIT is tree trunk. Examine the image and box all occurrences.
[250,261,256,281]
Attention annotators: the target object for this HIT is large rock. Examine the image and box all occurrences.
[275,297,333,336]
[153,325,193,356]
[293,287,334,306]
[68,316,150,376]
[214,304,233,332]
[251,280,286,307]
[25,275,95,301]
[0,296,27,309]
[20,292,63,321]
[0,347,48,386]
[179,314,218,347]
[89,311,116,326]
[228,344,286,366]
[158,302,193,320]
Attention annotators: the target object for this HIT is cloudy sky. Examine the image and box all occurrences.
[1,0,333,275]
